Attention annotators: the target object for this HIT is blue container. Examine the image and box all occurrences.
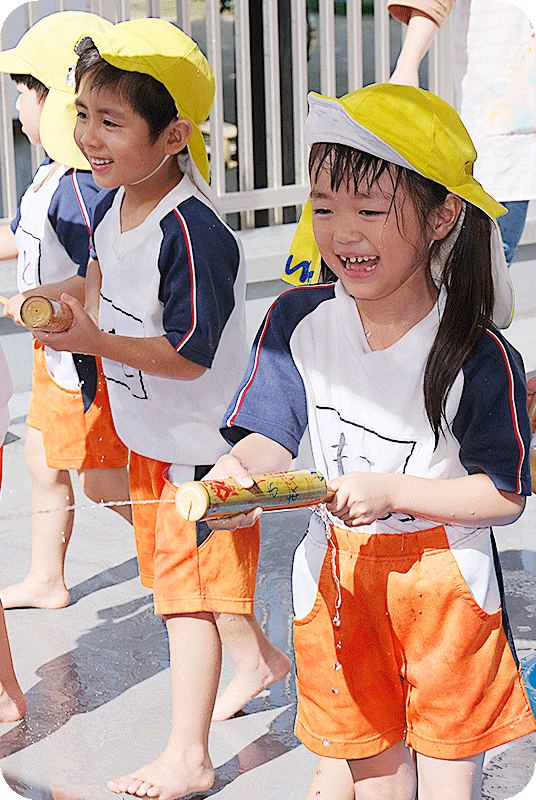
[521,652,536,717]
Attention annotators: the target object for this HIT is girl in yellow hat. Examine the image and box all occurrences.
[210,83,536,800]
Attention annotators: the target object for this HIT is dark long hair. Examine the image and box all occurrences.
[309,143,494,446]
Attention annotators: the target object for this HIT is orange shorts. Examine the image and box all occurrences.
[129,452,260,616]
[26,340,128,471]
[293,524,536,761]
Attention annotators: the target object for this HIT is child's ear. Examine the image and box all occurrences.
[163,118,193,155]
[430,193,463,241]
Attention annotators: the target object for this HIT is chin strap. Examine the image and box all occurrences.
[129,153,172,185]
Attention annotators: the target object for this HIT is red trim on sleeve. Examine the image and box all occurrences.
[486,329,525,494]
[173,208,197,351]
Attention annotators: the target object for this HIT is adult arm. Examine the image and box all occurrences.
[389,9,441,87]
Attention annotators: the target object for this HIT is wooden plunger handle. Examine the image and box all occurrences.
[175,469,333,521]
[20,296,73,332]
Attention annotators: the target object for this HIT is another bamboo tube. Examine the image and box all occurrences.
[20,296,73,332]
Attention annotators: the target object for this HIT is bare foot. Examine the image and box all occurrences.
[108,746,214,799]
[0,679,26,722]
[0,577,70,610]
[212,649,291,721]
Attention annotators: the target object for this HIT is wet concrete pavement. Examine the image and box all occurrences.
[0,260,534,799]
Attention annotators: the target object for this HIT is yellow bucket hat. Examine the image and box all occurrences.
[0,11,113,170]
[74,17,215,185]
[284,84,514,328]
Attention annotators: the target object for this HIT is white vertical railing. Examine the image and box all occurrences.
[235,0,255,227]
[291,0,308,187]
[346,0,363,92]
[0,0,456,226]
[374,0,390,83]
[318,1,336,96]
[205,0,226,197]
[263,0,283,224]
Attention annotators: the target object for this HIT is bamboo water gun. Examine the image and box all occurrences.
[0,295,73,332]
[175,469,333,521]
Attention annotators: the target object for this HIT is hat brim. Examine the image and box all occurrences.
[305,93,507,221]
[39,88,90,171]
[0,47,36,77]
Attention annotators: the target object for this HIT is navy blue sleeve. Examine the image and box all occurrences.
[10,206,21,234]
[220,287,328,457]
[81,188,118,275]
[157,197,241,368]
[452,327,531,495]
[48,170,101,271]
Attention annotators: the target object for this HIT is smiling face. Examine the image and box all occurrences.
[74,78,170,189]
[310,159,435,309]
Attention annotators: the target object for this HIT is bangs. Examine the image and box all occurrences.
[309,142,399,197]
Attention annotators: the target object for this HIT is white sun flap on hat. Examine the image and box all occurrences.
[304,94,417,174]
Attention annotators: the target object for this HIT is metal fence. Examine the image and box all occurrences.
[0,0,453,228]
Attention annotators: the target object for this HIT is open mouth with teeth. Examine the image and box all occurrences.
[342,256,379,272]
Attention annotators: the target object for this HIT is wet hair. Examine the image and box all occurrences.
[11,73,48,102]
[74,37,178,143]
[309,142,494,446]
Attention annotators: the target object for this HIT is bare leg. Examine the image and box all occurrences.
[416,752,484,800]
[78,466,132,524]
[1,426,73,609]
[305,757,354,800]
[348,740,417,800]
[0,601,26,721]
[108,611,220,799]
[211,612,292,721]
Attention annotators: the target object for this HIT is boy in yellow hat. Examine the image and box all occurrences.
[0,11,130,612]
[36,17,289,799]
[209,83,536,799]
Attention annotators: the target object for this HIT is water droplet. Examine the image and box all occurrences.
[333,617,341,626]
[322,739,330,746]
[331,687,339,694]
[333,662,342,671]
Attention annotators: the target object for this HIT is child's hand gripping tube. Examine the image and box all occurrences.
[20,296,73,332]
[175,469,333,521]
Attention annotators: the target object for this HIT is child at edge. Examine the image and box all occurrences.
[0,346,26,722]
[209,83,536,800]
[35,18,290,799]
[0,12,131,611]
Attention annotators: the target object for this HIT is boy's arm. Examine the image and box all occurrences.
[0,225,18,261]
[33,293,207,380]
[326,471,525,529]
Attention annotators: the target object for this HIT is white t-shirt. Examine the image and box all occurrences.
[12,159,98,390]
[222,281,531,613]
[90,173,248,465]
